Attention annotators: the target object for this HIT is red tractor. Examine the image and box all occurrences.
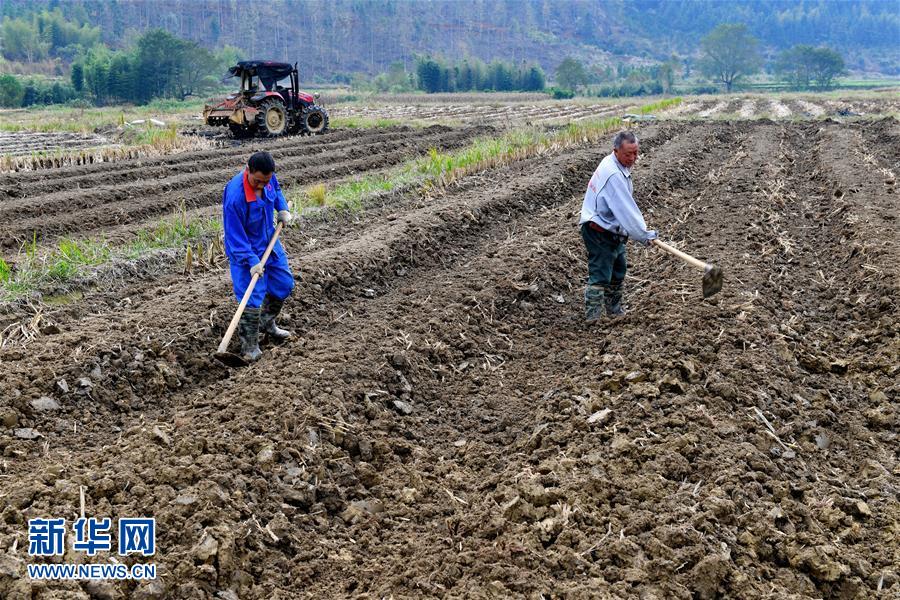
[203,61,329,138]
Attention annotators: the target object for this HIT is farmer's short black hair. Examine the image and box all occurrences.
[248,151,276,174]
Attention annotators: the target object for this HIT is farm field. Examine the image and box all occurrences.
[0,95,898,599]
[0,131,115,157]
[2,92,897,173]
[330,92,900,124]
[0,125,486,254]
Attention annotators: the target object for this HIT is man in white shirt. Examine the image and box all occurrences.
[578,131,657,322]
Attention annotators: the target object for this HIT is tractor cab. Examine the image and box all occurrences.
[204,60,328,138]
[230,61,311,107]
[238,70,260,95]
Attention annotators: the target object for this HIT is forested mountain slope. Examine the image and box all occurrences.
[1,0,897,76]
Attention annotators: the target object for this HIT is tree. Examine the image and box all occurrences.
[698,23,761,92]
[810,47,845,89]
[555,57,588,92]
[775,45,816,89]
[384,61,412,92]
[86,58,110,104]
[457,60,475,91]
[176,45,217,100]
[413,56,542,93]
[80,46,115,104]
[50,81,71,104]
[107,52,135,102]
[133,29,188,103]
[522,65,546,91]
[21,81,40,106]
[372,73,390,92]
[0,17,50,62]
[658,63,676,94]
[775,45,846,90]
[0,74,24,107]
[416,57,443,93]
[20,77,74,107]
[1,10,99,63]
[215,45,243,75]
[489,61,514,91]
[71,62,84,93]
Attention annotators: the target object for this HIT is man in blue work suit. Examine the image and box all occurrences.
[223,151,295,361]
[579,131,657,322]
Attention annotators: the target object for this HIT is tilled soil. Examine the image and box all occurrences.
[0,132,115,156]
[0,118,897,599]
[0,125,488,256]
[331,102,631,126]
[658,97,899,120]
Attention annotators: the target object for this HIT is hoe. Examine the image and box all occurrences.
[652,239,724,298]
[214,223,284,367]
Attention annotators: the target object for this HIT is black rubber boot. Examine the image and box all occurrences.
[604,281,625,316]
[260,294,292,341]
[584,284,605,323]
[238,307,263,362]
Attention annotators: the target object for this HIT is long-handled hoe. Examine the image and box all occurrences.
[652,239,724,298]
[214,223,284,367]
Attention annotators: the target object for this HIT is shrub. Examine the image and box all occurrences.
[548,87,575,99]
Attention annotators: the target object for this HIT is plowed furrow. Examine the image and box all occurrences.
[0,126,485,252]
[0,126,460,199]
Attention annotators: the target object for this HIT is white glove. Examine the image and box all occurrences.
[250,262,265,277]
[277,210,294,227]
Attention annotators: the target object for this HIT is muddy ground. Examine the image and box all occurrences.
[0,117,898,599]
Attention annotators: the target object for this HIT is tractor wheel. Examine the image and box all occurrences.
[301,106,329,135]
[287,118,303,136]
[229,122,256,139]
[256,99,288,137]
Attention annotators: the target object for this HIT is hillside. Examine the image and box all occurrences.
[0,0,898,78]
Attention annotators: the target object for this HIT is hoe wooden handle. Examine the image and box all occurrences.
[651,239,710,271]
[216,222,284,355]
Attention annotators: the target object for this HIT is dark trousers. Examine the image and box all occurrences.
[581,223,627,287]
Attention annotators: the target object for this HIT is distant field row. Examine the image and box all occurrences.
[0,92,896,170]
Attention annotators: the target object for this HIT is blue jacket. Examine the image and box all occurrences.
[222,170,290,267]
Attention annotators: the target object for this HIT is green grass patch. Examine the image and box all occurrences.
[1,235,113,296]
[330,116,405,129]
[56,237,111,267]
[306,183,327,206]
[128,205,220,257]
[0,257,11,284]
[125,124,178,147]
[638,97,682,114]
[0,204,222,300]
[836,79,900,87]
[326,177,399,209]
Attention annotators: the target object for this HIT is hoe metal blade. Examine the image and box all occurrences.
[214,351,249,368]
[702,265,724,298]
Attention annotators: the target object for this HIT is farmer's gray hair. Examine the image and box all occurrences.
[613,131,638,149]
